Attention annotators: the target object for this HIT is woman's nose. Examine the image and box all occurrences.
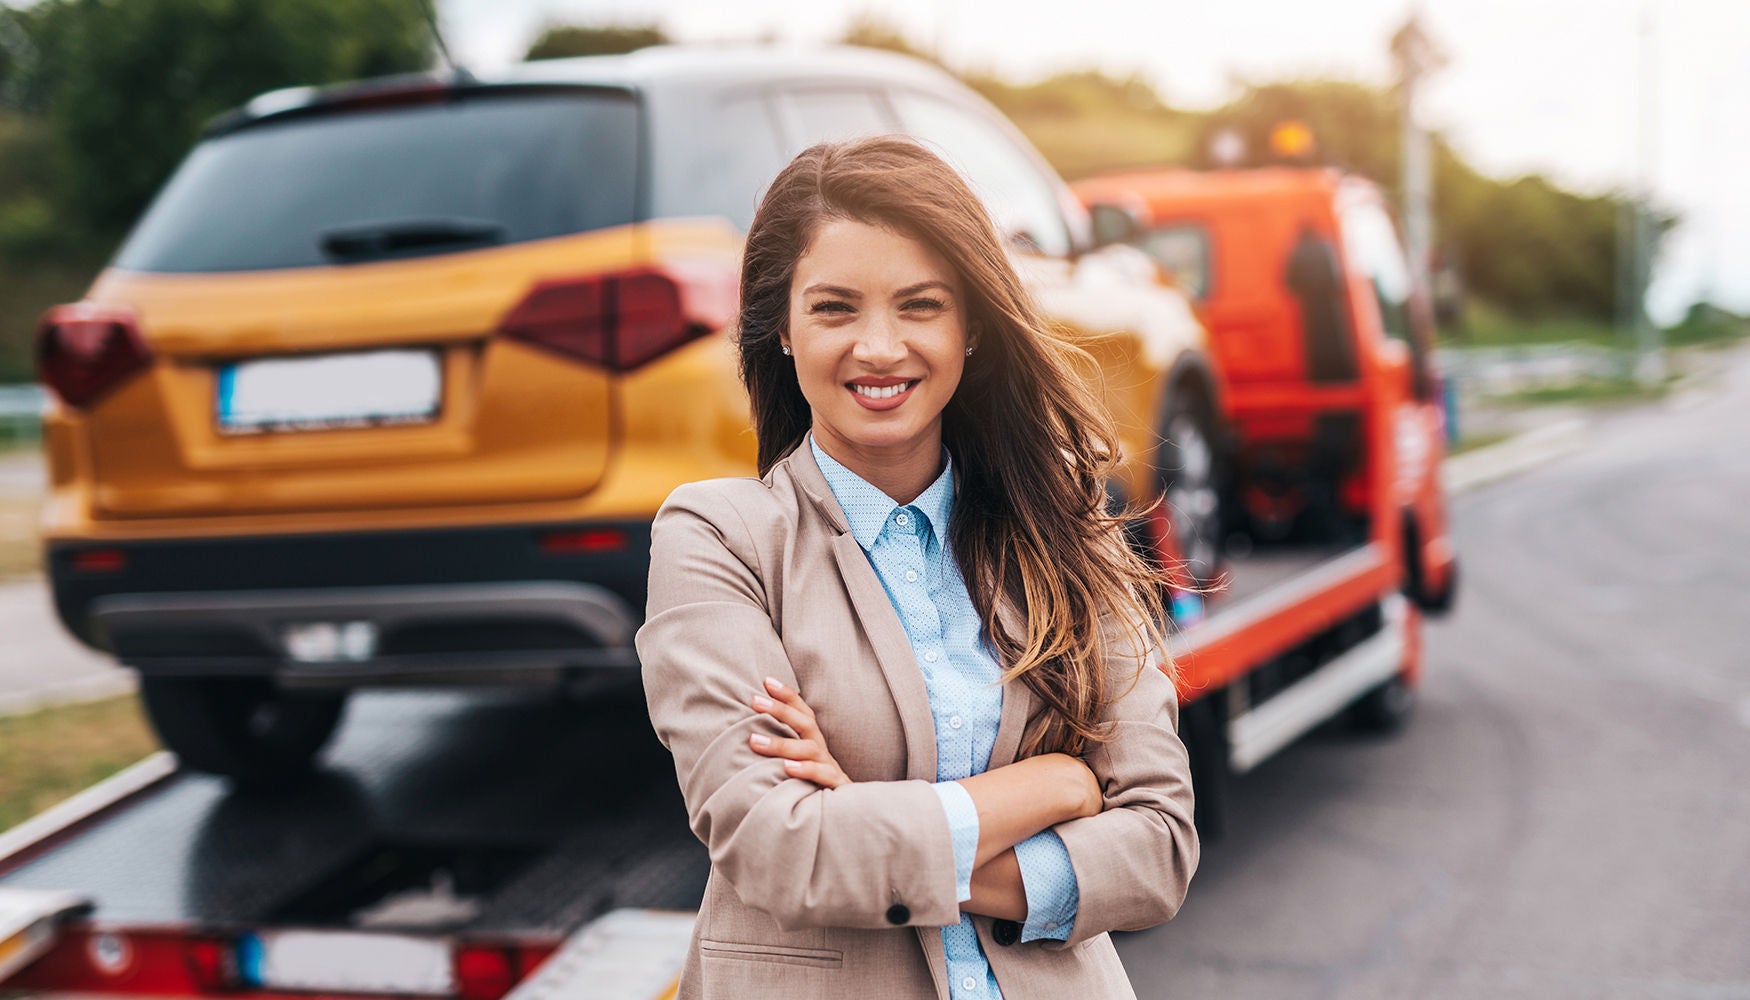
[850,314,907,366]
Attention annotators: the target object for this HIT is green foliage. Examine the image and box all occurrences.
[2,0,432,236]
[525,24,668,60]
[1663,301,1750,348]
[839,13,935,63]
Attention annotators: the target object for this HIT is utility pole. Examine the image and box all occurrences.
[1392,6,1444,307]
[1630,2,1666,385]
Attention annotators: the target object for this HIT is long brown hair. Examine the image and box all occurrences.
[738,134,1176,757]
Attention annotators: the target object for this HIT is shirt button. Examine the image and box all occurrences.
[1045,920,1058,931]
[894,512,909,526]
[962,976,978,991]
[924,650,938,663]
[949,715,963,729]
[905,569,919,582]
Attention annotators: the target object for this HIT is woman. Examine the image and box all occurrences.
[637,135,1198,999]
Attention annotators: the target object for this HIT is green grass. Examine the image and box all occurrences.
[0,492,42,580]
[0,694,161,832]
[1449,430,1514,455]
[1444,300,1620,349]
[1491,375,1675,408]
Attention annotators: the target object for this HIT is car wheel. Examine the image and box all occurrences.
[1180,694,1229,839]
[1347,672,1416,734]
[138,675,348,785]
[1158,382,1224,588]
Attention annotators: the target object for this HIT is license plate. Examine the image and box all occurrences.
[238,930,454,995]
[217,349,441,434]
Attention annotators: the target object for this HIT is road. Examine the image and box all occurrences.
[1115,351,1750,998]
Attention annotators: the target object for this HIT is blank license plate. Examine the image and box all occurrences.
[238,930,454,995]
[217,349,442,433]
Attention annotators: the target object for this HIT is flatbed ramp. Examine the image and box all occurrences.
[1,685,707,996]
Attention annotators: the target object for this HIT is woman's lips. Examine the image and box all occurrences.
[847,379,917,411]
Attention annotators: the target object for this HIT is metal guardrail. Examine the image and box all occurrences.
[0,384,46,450]
[1436,343,1629,395]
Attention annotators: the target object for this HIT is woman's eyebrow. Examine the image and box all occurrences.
[893,280,953,298]
[802,283,862,298]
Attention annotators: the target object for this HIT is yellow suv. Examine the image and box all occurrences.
[37,46,1220,781]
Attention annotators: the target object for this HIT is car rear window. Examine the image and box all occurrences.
[113,90,639,273]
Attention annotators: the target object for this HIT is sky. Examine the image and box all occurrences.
[438,0,1750,325]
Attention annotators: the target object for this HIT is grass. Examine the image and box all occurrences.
[0,694,160,832]
[1490,374,1675,408]
[1444,301,1620,349]
[0,492,42,580]
[1449,430,1514,456]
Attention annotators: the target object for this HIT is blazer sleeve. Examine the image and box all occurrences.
[1045,600,1200,949]
[636,482,962,932]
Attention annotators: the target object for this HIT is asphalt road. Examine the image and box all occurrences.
[1114,351,1750,999]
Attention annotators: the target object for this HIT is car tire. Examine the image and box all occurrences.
[138,675,348,785]
[1347,672,1416,734]
[1158,380,1225,589]
[1179,694,1230,839]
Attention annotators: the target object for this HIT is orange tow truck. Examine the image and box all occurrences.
[1076,164,1459,831]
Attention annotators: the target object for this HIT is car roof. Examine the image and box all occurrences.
[218,44,965,136]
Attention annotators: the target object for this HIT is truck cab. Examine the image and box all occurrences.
[1076,167,1458,617]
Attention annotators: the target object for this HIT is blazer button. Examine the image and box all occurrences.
[992,919,1020,946]
[886,903,910,925]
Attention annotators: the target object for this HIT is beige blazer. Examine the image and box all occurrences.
[637,436,1198,999]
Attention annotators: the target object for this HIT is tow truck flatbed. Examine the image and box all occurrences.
[2,549,1411,999]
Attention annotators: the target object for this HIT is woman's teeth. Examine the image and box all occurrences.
[853,381,915,399]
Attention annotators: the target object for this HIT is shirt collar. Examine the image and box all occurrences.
[808,431,955,551]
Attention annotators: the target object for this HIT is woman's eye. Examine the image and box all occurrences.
[809,300,853,315]
[903,297,945,312]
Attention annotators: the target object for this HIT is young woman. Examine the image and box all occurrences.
[637,135,1198,999]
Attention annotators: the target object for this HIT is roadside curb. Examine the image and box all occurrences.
[0,672,137,719]
[1441,417,1588,496]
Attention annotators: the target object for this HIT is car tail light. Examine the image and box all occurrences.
[498,263,737,372]
[70,549,127,573]
[539,527,628,554]
[453,944,519,1000]
[37,303,153,409]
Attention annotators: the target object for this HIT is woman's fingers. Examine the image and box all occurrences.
[764,676,817,722]
[752,687,823,743]
[781,757,850,790]
[748,732,826,763]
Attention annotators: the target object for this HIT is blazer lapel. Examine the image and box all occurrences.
[781,437,940,783]
[829,535,941,782]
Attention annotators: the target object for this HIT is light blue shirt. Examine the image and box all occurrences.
[811,433,1078,999]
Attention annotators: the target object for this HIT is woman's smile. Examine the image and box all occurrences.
[848,377,920,409]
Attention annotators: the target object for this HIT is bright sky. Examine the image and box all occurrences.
[440,0,1750,324]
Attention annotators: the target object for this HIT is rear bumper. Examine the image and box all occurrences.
[46,521,651,683]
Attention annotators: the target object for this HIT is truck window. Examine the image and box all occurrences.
[887,90,1071,258]
[1337,199,1414,343]
[1139,224,1212,300]
[114,91,639,273]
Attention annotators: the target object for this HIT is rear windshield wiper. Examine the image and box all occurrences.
[319,218,506,262]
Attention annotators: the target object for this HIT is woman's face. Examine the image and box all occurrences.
[783,218,970,465]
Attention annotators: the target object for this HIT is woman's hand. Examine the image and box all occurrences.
[748,675,852,789]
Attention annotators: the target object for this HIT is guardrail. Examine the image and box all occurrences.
[1435,343,1627,395]
[0,384,46,451]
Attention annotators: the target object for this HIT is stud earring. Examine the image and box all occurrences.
[781,344,791,356]
[965,346,975,356]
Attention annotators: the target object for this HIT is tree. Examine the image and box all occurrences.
[524,24,667,61]
[9,0,432,235]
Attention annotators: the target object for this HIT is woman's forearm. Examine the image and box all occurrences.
[961,848,1028,920]
[956,752,1098,869]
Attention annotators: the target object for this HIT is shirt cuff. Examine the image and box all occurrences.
[930,780,980,904]
[1014,828,1079,941]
